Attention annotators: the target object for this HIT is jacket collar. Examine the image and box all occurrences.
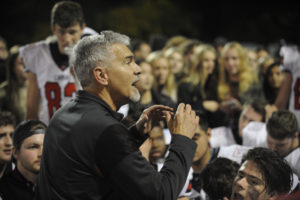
[76,90,124,121]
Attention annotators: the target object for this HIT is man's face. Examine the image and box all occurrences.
[14,133,44,174]
[52,23,84,54]
[192,125,210,163]
[153,57,170,86]
[231,160,273,200]
[106,43,141,104]
[0,125,13,163]
[149,126,166,163]
[135,62,154,93]
[266,134,295,157]
[238,106,263,138]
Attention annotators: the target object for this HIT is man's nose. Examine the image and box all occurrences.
[134,62,141,75]
[62,33,73,45]
[38,146,43,157]
[4,135,13,146]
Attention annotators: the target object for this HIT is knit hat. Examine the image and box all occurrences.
[13,119,47,150]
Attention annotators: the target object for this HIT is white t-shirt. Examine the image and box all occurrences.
[20,40,76,124]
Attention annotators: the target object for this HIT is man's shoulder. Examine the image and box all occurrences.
[0,169,21,190]
[20,40,51,72]
[52,98,121,130]
[218,144,251,164]
[20,40,49,55]
[285,147,300,162]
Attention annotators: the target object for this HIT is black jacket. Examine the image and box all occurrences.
[0,167,35,200]
[36,90,196,200]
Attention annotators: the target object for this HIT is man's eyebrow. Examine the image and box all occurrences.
[124,55,134,61]
[245,172,264,184]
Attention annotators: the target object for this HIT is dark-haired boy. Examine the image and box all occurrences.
[0,112,15,179]
[0,120,46,200]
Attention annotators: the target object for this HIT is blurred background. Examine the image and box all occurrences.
[1,0,300,49]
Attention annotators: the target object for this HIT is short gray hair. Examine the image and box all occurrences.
[70,30,130,87]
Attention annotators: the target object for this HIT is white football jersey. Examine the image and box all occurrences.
[210,126,236,147]
[20,40,76,124]
[285,148,300,179]
[217,144,252,164]
[280,45,300,128]
[242,121,268,148]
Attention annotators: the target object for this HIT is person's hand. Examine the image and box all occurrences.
[139,138,152,161]
[165,103,199,139]
[136,105,173,134]
[265,104,278,120]
[229,98,242,111]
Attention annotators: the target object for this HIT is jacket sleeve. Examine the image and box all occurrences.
[94,124,196,200]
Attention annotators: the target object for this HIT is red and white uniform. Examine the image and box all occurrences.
[20,41,76,124]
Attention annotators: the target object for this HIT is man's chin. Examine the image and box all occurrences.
[129,90,141,102]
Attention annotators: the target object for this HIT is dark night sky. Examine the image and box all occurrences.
[1,0,300,49]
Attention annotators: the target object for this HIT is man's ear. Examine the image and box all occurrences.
[206,128,212,140]
[93,66,108,86]
[50,25,55,34]
[81,23,86,31]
